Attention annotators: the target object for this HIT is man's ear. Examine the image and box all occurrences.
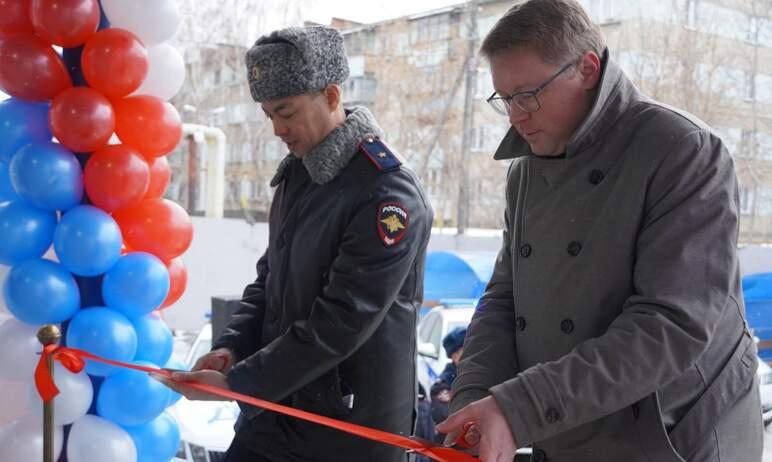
[578,51,602,90]
[325,84,342,111]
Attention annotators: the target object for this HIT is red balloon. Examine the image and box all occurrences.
[31,0,99,47]
[113,198,193,262]
[160,257,187,308]
[50,87,115,153]
[146,157,171,199]
[114,95,182,158]
[82,28,148,99]
[84,144,149,212]
[0,0,33,37]
[0,35,72,101]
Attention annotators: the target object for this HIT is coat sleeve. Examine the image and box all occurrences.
[449,163,520,414]
[224,172,431,413]
[211,249,269,362]
[488,130,742,446]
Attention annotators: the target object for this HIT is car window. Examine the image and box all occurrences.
[429,316,443,357]
[419,312,440,344]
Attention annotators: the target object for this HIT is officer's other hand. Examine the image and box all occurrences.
[192,348,235,373]
[436,395,517,462]
[152,369,232,401]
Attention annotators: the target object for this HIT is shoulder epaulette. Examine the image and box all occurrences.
[359,137,402,173]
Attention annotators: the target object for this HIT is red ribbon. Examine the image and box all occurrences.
[35,345,478,462]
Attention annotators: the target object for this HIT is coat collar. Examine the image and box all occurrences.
[493,49,641,161]
[270,106,384,186]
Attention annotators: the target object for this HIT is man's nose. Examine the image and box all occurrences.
[509,106,530,125]
[272,120,288,137]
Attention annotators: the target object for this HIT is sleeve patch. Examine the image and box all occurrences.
[377,202,409,247]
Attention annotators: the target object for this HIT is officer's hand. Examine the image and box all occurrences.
[192,348,235,373]
[152,369,232,401]
[436,395,517,462]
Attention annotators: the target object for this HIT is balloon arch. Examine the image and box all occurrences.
[0,1,191,461]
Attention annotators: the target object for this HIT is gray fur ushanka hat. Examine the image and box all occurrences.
[246,25,350,102]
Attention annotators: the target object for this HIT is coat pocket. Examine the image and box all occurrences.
[667,332,756,459]
[292,368,353,418]
[632,393,685,462]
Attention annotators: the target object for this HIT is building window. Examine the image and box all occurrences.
[588,0,618,23]
[740,187,754,215]
[745,72,756,101]
[685,0,700,28]
[748,16,760,43]
[741,129,758,157]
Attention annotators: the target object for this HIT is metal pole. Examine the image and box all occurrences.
[457,0,480,235]
[37,325,61,462]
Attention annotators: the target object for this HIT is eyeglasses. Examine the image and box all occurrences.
[486,61,575,115]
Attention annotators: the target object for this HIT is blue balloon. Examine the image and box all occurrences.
[10,141,83,211]
[0,98,51,162]
[0,200,57,266]
[97,360,171,426]
[102,252,170,318]
[162,357,188,406]
[0,158,20,203]
[123,412,181,462]
[133,313,173,367]
[3,259,80,325]
[54,205,122,276]
[66,307,138,376]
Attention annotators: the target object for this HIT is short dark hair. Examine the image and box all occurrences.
[480,0,605,65]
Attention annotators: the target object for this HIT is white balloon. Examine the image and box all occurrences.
[101,0,181,46]
[131,43,186,101]
[68,414,137,462]
[0,317,43,381]
[27,363,93,426]
[0,380,30,426]
[0,413,63,461]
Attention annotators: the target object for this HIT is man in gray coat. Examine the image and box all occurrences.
[437,1,763,461]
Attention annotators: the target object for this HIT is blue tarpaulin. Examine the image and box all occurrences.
[743,272,772,361]
[423,251,497,304]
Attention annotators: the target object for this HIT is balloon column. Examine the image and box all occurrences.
[0,1,188,461]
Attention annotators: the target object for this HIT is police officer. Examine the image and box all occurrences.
[160,26,433,462]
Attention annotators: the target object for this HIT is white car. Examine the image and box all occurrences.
[416,304,475,394]
[172,323,236,462]
[757,347,772,427]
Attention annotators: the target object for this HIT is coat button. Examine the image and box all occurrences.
[588,169,605,185]
[567,241,582,256]
[532,448,547,462]
[516,316,527,331]
[545,407,561,424]
[560,319,574,334]
[520,243,532,258]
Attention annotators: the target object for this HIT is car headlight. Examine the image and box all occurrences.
[189,443,209,462]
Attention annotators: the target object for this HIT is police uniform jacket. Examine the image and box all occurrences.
[214,107,433,462]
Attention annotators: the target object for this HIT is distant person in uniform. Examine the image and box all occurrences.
[158,25,433,462]
[430,327,466,430]
[437,1,763,461]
